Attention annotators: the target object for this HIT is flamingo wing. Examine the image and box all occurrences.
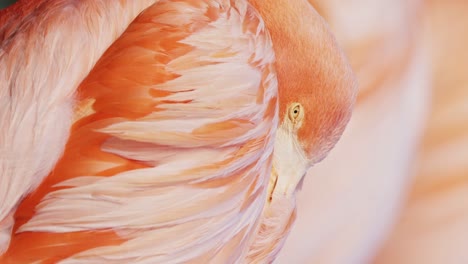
[1,0,278,263]
[0,0,158,253]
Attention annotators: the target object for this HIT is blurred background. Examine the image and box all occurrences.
[0,0,14,9]
[1,0,467,263]
[279,0,468,263]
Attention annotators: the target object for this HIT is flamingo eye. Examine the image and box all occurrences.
[288,103,304,127]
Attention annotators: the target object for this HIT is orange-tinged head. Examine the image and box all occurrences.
[275,24,357,164]
[249,0,357,195]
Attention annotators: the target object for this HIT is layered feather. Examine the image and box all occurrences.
[1,0,278,262]
[0,0,158,253]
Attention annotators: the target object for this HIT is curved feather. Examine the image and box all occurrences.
[1,0,278,262]
[0,0,158,253]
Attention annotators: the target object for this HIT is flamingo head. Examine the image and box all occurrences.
[252,0,358,198]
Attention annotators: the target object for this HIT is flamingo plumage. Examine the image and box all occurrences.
[0,0,356,263]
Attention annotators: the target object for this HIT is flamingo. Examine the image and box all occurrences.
[277,0,430,262]
[0,0,356,262]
